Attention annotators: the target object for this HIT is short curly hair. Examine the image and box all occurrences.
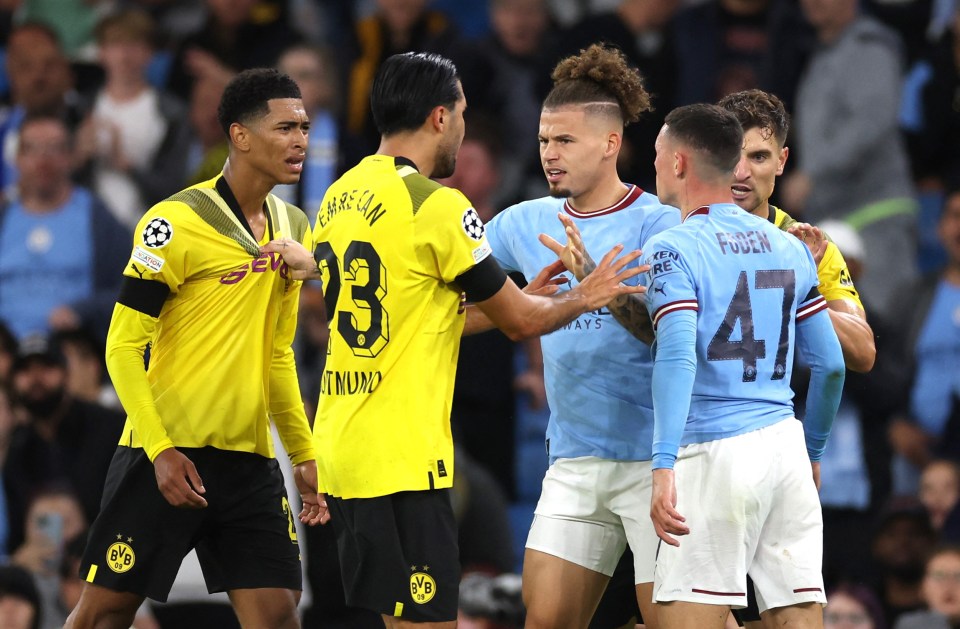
[717,89,790,147]
[544,44,652,127]
[217,68,301,137]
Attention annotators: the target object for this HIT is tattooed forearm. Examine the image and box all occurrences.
[608,294,655,344]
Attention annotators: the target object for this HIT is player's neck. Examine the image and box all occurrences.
[377,134,436,178]
[567,173,629,214]
[221,160,270,222]
[750,200,771,220]
[677,182,735,219]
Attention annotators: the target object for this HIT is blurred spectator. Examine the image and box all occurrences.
[166,0,302,100]
[17,0,113,61]
[0,23,78,198]
[0,114,130,342]
[895,545,960,629]
[437,123,523,496]
[273,44,340,216]
[51,329,118,410]
[185,74,231,184]
[920,460,960,531]
[452,0,556,204]
[10,487,86,629]
[0,564,41,629]
[670,0,813,109]
[451,445,515,576]
[458,572,524,629]
[888,189,960,494]
[870,499,937,624]
[805,219,899,586]
[785,0,917,320]
[342,0,460,164]
[0,384,14,557]
[75,10,190,230]
[0,322,16,386]
[2,334,124,554]
[544,0,680,190]
[825,583,888,629]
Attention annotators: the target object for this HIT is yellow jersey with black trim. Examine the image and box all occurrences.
[771,205,864,309]
[312,155,494,499]
[105,176,315,465]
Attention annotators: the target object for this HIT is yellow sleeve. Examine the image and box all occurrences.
[106,304,173,460]
[816,242,864,309]
[269,220,315,466]
[106,205,189,461]
[419,187,493,283]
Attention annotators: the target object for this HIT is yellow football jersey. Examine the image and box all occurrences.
[106,176,314,465]
[312,155,495,498]
[772,206,864,310]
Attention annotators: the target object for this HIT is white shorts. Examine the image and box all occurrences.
[525,457,658,583]
[653,419,826,612]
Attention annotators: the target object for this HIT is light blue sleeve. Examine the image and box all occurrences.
[651,308,698,469]
[484,207,521,274]
[795,309,846,461]
[641,206,681,247]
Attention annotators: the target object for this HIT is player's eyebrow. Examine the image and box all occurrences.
[748,148,772,158]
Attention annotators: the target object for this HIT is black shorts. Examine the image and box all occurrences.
[80,446,302,602]
[327,489,460,623]
[589,548,642,629]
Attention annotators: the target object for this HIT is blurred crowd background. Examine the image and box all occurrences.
[0,0,959,628]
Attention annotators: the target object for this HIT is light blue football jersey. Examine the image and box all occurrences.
[485,185,679,462]
[642,203,829,460]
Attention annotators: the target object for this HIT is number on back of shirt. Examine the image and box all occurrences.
[707,269,794,382]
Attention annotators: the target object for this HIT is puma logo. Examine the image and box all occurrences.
[653,283,666,296]
[130,263,146,279]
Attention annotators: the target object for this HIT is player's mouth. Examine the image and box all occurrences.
[731,184,752,201]
[545,168,566,184]
[286,156,305,173]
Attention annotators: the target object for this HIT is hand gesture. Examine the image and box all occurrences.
[153,448,208,509]
[573,245,647,311]
[651,468,689,546]
[539,213,594,281]
[260,238,320,280]
[523,259,569,297]
[787,222,827,265]
[293,459,331,526]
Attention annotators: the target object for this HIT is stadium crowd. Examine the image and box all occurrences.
[0,0,958,628]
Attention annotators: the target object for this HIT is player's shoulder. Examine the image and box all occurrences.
[267,194,311,239]
[497,195,564,223]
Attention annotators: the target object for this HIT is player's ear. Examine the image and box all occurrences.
[229,122,251,152]
[674,151,686,179]
[777,146,789,176]
[429,105,445,133]
[604,131,621,159]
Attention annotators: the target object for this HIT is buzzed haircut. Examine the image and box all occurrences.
[10,21,61,48]
[664,104,743,176]
[216,68,302,136]
[371,52,461,136]
[544,43,651,127]
[718,89,790,147]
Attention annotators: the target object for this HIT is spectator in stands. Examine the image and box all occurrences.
[0,114,130,342]
[52,329,118,410]
[75,10,190,230]
[870,499,937,625]
[920,460,960,531]
[2,334,124,554]
[166,0,302,100]
[452,0,556,204]
[825,583,888,629]
[0,23,78,198]
[0,564,41,629]
[670,0,813,110]
[11,487,86,629]
[185,74,231,185]
[0,322,16,386]
[342,0,460,164]
[785,0,917,320]
[895,545,960,629]
[888,188,960,494]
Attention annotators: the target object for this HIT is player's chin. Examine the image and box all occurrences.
[547,184,572,199]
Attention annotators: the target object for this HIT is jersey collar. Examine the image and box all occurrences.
[563,184,642,219]
[215,175,274,242]
[682,205,710,223]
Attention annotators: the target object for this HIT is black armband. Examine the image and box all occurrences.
[117,276,170,318]
[456,256,508,303]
